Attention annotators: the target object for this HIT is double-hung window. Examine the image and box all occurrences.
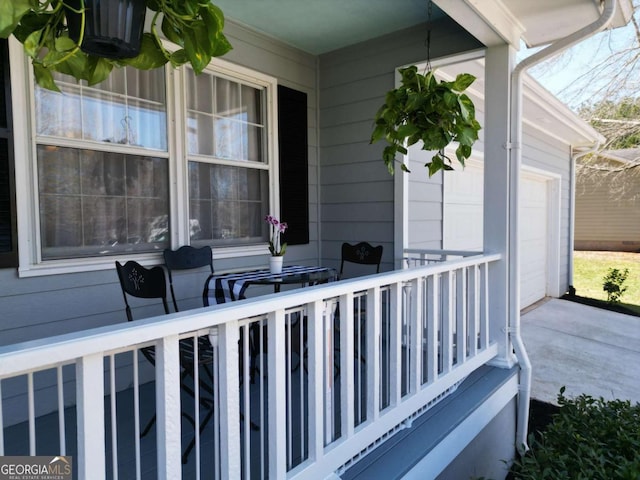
[35,68,169,260]
[185,69,269,246]
[14,44,276,275]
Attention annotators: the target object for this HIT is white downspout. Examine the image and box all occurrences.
[509,0,617,453]
[569,143,601,292]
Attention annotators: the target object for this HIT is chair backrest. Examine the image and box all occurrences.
[163,246,214,311]
[115,260,170,322]
[340,242,383,278]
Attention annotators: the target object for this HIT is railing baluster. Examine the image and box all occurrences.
[260,319,266,479]
[441,272,454,374]
[209,330,221,480]
[133,350,141,480]
[77,353,106,480]
[193,336,201,480]
[299,311,306,464]
[339,293,355,438]
[366,287,381,421]
[389,283,403,406]
[155,335,182,480]
[468,265,480,356]
[426,274,439,384]
[217,322,241,478]
[56,366,66,456]
[241,323,251,477]
[354,295,362,424]
[109,355,118,480]
[481,262,490,349]
[286,313,293,469]
[456,267,468,365]
[308,300,325,462]
[28,372,35,455]
[409,278,423,393]
[268,309,287,478]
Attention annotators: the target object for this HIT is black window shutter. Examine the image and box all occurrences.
[0,39,17,267]
[277,85,309,245]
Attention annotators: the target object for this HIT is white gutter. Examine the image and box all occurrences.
[509,0,617,453]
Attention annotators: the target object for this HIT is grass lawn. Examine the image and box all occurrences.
[573,251,640,315]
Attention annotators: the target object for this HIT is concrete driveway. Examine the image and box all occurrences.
[521,298,640,405]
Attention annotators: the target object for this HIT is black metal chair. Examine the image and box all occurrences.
[335,242,383,381]
[163,245,214,312]
[340,242,384,279]
[115,260,215,463]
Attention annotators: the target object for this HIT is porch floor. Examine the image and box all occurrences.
[521,297,640,405]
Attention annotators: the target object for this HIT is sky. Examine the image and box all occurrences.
[521,10,639,112]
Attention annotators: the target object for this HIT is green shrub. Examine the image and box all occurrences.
[602,267,629,304]
[510,387,640,479]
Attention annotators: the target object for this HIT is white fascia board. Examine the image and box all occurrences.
[614,0,635,29]
[522,74,605,147]
[435,0,524,48]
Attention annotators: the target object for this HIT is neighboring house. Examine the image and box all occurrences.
[575,148,640,252]
[0,1,633,479]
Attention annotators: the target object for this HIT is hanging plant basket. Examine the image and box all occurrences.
[0,0,232,91]
[370,65,481,177]
[66,0,147,59]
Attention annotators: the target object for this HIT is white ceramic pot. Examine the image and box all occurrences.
[269,256,283,274]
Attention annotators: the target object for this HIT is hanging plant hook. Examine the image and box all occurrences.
[425,0,433,73]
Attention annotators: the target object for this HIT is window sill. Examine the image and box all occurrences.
[17,244,270,277]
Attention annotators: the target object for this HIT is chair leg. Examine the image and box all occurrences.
[141,414,156,437]
[181,405,216,464]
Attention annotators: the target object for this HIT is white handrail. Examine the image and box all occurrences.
[0,252,503,479]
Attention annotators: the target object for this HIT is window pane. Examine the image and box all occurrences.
[187,112,214,155]
[187,73,213,113]
[242,84,262,124]
[215,78,240,116]
[38,146,169,259]
[188,162,268,245]
[214,118,242,160]
[186,70,265,163]
[35,85,83,139]
[35,67,167,151]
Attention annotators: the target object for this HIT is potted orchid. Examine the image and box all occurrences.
[265,215,287,274]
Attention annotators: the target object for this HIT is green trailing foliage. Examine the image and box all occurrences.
[0,0,231,91]
[511,387,640,479]
[370,65,481,176]
[602,267,629,304]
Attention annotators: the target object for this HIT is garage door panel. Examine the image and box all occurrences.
[519,175,548,308]
[443,165,550,309]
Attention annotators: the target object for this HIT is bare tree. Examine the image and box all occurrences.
[529,1,640,194]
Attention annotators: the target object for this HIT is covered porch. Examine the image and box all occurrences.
[0,1,634,479]
[0,250,513,479]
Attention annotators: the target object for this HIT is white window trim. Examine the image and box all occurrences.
[9,38,280,277]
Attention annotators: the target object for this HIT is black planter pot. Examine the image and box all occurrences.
[66,0,147,59]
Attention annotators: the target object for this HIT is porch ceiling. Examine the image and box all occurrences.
[213,0,632,55]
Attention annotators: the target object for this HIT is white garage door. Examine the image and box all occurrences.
[443,161,484,251]
[443,166,550,309]
[519,173,548,308]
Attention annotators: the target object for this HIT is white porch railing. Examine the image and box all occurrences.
[0,253,502,479]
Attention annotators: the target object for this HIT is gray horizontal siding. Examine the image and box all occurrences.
[575,168,640,251]
[521,128,572,294]
[318,19,482,269]
[1,23,320,347]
